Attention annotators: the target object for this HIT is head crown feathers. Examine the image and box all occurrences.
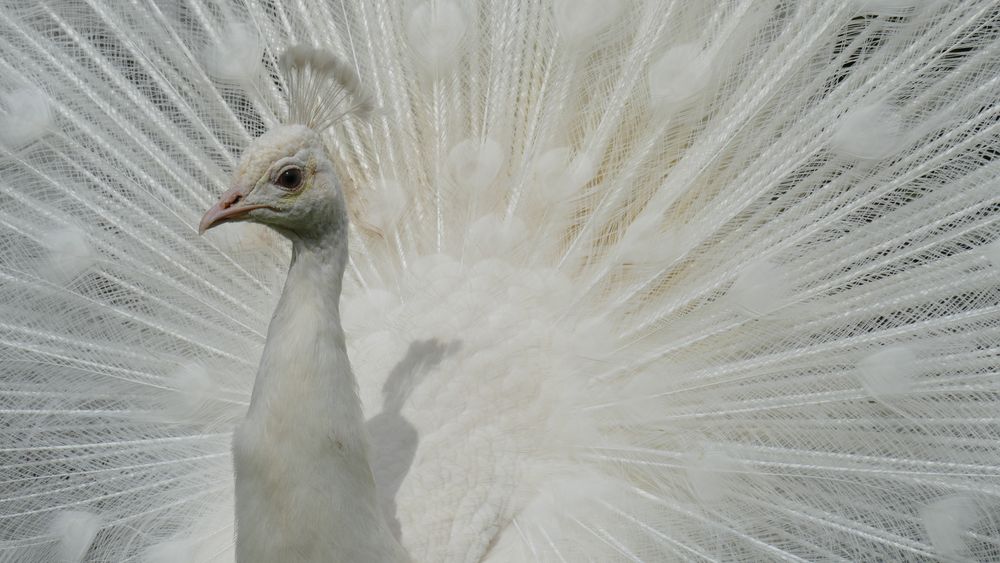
[279,46,372,132]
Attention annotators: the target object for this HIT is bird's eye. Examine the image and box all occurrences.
[275,167,303,190]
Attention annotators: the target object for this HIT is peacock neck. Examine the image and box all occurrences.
[233,234,408,562]
[246,235,350,416]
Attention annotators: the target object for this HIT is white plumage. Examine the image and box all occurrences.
[1,1,999,561]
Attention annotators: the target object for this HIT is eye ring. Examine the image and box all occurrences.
[275,167,303,190]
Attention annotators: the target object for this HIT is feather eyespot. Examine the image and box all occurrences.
[275,167,303,190]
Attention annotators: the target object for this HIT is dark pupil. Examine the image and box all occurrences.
[277,168,302,189]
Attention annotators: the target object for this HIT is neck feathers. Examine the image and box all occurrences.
[233,238,407,562]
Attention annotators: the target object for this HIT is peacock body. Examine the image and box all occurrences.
[1,0,999,561]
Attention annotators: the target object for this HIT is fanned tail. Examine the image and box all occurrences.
[0,1,998,562]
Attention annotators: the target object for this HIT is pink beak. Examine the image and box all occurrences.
[198,185,269,235]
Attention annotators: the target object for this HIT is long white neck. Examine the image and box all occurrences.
[232,234,408,562]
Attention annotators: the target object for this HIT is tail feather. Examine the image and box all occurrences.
[0,0,998,561]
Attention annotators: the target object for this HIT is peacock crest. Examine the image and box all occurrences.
[279,46,373,132]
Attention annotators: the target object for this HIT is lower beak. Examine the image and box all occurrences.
[198,186,268,235]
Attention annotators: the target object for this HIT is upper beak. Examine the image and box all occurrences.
[198,185,268,235]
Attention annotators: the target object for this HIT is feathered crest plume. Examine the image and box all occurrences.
[279,46,372,131]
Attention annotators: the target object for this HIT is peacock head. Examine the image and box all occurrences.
[198,46,370,244]
[198,124,346,242]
